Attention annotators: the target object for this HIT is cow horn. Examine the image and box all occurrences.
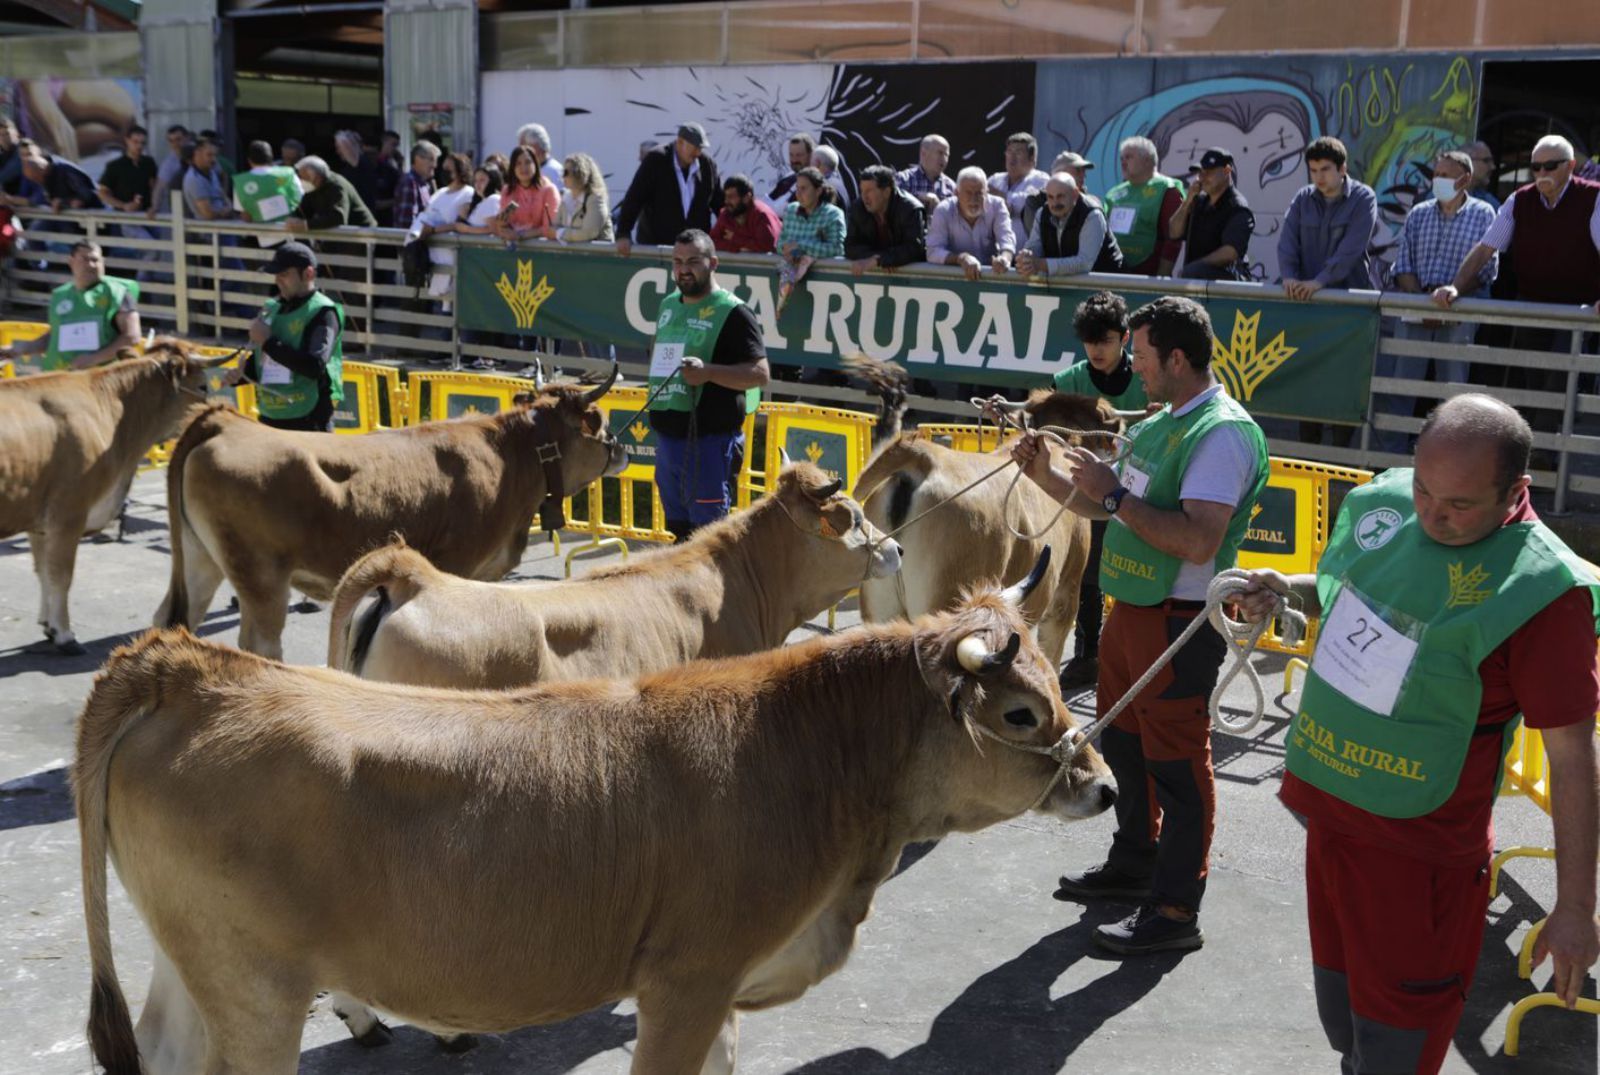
[1001,545,1052,606]
[189,346,247,370]
[579,361,619,406]
[989,398,1028,413]
[779,448,793,468]
[956,631,1022,675]
[533,358,547,392]
[1111,407,1149,420]
[808,478,843,502]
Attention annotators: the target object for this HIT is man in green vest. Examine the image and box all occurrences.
[0,240,141,371]
[1103,136,1185,276]
[228,240,344,432]
[234,140,303,247]
[1011,295,1268,956]
[648,228,770,542]
[1231,394,1599,1074]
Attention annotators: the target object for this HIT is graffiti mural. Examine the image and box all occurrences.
[0,78,145,179]
[482,62,1034,208]
[1037,53,1478,284]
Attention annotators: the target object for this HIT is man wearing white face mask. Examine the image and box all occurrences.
[1375,151,1497,454]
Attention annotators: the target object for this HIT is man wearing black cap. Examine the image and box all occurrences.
[615,122,723,254]
[1169,148,1255,281]
[229,240,344,432]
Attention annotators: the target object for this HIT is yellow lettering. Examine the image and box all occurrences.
[1245,528,1287,544]
[1104,551,1158,581]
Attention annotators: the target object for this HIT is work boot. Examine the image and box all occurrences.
[1094,904,1204,956]
[1054,862,1151,902]
[1058,652,1099,691]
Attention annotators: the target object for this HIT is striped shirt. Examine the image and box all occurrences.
[1393,196,1498,292]
[778,201,846,259]
[896,165,956,203]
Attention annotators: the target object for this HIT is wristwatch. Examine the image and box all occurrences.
[1103,486,1129,514]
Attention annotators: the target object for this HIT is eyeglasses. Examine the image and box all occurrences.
[1529,160,1569,174]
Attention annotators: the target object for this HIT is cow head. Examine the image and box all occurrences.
[146,336,240,400]
[771,462,901,585]
[1022,390,1129,462]
[912,550,1114,827]
[508,364,628,529]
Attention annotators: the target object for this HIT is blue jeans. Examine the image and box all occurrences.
[1374,318,1476,453]
[654,429,743,538]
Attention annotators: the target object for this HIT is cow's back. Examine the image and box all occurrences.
[0,379,110,536]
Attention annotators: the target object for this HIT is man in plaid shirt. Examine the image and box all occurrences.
[1375,149,1497,452]
[393,142,439,230]
[897,134,956,214]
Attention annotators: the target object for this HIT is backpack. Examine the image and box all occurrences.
[400,236,430,292]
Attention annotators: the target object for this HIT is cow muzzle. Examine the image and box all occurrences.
[866,537,902,579]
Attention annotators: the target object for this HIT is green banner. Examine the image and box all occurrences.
[457,247,1376,423]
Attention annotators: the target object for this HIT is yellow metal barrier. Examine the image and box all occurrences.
[915,421,1020,455]
[336,361,405,434]
[759,401,878,500]
[404,369,533,425]
[0,320,46,349]
[1,359,12,379]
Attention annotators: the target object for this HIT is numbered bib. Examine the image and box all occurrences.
[1113,464,1151,527]
[1311,587,1421,716]
[57,321,100,353]
[260,356,293,385]
[256,194,290,221]
[1108,206,1137,235]
[650,341,685,379]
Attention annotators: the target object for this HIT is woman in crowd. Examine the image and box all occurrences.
[552,152,613,243]
[778,166,846,261]
[494,145,559,245]
[451,164,503,236]
[409,151,476,299]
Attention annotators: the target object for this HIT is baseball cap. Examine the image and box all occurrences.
[678,123,710,150]
[1055,151,1095,170]
[264,241,317,273]
[1186,148,1235,173]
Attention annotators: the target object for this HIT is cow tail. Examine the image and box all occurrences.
[159,405,231,628]
[327,539,428,671]
[75,633,174,1075]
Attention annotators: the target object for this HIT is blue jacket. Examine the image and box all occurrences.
[1277,177,1379,290]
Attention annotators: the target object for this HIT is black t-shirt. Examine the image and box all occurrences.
[99,155,158,207]
[1184,186,1254,267]
[649,301,766,438]
[1086,350,1137,397]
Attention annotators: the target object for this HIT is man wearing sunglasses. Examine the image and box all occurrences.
[1433,135,1600,435]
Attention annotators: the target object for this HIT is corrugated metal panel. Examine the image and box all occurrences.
[140,0,219,139]
[384,0,477,156]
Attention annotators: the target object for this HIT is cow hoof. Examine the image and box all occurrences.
[55,639,87,657]
[438,1033,478,1053]
[354,1021,393,1048]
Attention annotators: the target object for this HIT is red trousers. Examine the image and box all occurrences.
[1306,823,1491,1074]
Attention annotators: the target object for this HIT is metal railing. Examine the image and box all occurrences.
[5,198,1598,509]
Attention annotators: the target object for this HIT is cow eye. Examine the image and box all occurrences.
[1003,708,1037,728]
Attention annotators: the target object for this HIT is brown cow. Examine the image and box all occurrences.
[0,340,234,654]
[325,463,901,688]
[78,564,1112,1075]
[155,372,627,659]
[853,390,1126,666]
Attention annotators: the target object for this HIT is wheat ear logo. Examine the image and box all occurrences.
[628,420,651,442]
[1445,562,1493,608]
[805,441,826,465]
[495,259,555,330]
[1212,310,1297,401]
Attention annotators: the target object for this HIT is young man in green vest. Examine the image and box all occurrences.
[234,140,303,247]
[1011,295,1268,956]
[1231,394,1599,1074]
[0,241,141,371]
[228,240,344,432]
[648,228,770,542]
[1103,136,1185,276]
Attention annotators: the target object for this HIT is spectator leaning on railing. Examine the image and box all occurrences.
[496,145,560,244]
[147,125,190,218]
[280,138,306,169]
[1016,172,1121,278]
[897,134,956,216]
[990,131,1050,237]
[234,140,304,247]
[97,125,156,216]
[517,123,565,189]
[450,165,503,238]
[287,155,377,232]
[811,145,851,209]
[615,123,722,255]
[713,173,780,255]
[1168,147,1254,281]
[927,166,1015,281]
[333,130,387,227]
[769,132,814,211]
[1022,151,1101,241]
[554,152,613,243]
[1104,136,1184,276]
[182,138,234,223]
[1373,149,1497,453]
[844,164,927,275]
[392,141,439,232]
[19,139,101,213]
[778,167,846,261]
[409,151,474,298]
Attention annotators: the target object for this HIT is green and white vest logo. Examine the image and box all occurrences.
[55,299,72,315]
[1355,508,1404,550]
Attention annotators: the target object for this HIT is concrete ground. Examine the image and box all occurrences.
[0,470,1592,1074]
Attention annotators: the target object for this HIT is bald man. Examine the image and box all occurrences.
[1016,172,1123,277]
[1233,394,1600,1075]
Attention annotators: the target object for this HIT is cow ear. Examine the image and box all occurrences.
[913,627,972,719]
[512,390,538,407]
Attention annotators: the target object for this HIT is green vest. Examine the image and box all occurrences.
[1099,388,1268,605]
[253,290,344,420]
[1104,174,1185,267]
[44,276,138,371]
[647,287,760,417]
[1287,468,1600,818]
[235,167,302,223]
[1051,354,1149,412]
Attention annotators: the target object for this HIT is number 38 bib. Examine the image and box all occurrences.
[1287,468,1599,818]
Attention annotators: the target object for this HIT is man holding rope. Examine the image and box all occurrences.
[226,240,344,433]
[1232,394,1599,1075]
[647,228,770,542]
[1011,295,1267,955]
